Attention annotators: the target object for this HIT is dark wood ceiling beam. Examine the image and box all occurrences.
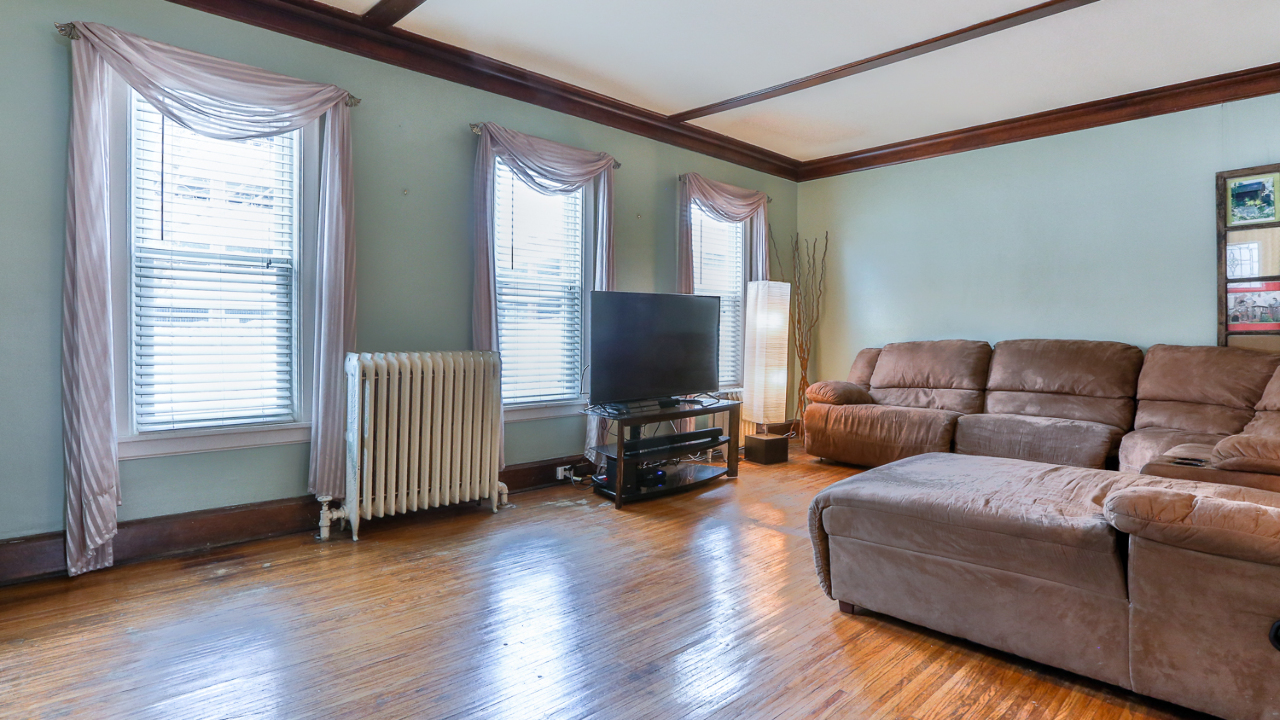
[361,0,426,28]
[163,0,801,179]
[668,0,1101,123]
[797,60,1280,180]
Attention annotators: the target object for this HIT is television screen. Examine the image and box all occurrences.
[590,291,720,405]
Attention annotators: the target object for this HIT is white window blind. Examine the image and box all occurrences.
[129,92,300,432]
[690,202,745,388]
[493,158,586,405]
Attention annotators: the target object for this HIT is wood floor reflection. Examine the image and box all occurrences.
[0,445,1205,719]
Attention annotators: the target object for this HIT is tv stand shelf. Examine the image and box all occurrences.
[584,398,741,508]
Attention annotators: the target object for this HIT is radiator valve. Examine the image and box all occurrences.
[317,495,348,541]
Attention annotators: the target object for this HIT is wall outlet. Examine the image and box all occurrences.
[556,465,574,480]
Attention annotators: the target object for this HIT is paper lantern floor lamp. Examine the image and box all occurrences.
[742,280,791,464]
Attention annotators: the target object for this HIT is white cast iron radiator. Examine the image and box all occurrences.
[324,351,506,540]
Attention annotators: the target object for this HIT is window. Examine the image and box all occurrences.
[493,158,589,406]
[127,91,302,432]
[690,202,745,388]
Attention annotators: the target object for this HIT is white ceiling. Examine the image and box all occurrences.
[317,0,1280,162]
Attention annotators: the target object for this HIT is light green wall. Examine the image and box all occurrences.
[799,95,1280,383]
[0,0,797,539]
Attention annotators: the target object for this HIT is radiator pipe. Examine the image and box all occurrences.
[316,496,348,541]
[496,481,510,509]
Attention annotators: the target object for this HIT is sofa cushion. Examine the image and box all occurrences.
[1119,427,1228,473]
[984,339,1142,429]
[1212,434,1280,475]
[1134,344,1280,434]
[955,413,1125,469]
[868,339,991,414]
[803,402,959,468]
[809,453,1131,599]
[845,347,881,387]
[805,381,873,406]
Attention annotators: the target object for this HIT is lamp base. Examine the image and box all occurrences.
[745,433,789,465]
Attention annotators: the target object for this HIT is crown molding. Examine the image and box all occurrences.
[161,0,1280,184]
[799,60,1280,181]
[163,0,802,180]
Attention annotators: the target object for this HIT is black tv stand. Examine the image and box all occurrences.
[584,398,740,508]
[656,397,681,409]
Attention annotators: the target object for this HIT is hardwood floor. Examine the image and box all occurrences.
[0,446,1205,719]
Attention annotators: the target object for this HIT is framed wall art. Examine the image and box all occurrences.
[1218,163,1280,349]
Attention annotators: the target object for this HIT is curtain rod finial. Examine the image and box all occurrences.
[470,123,483,135]
[55,22,81,40]
[345,95,361,107]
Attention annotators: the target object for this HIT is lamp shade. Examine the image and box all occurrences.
[743,280,791,425]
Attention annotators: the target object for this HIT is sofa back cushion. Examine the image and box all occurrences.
[1134,344,1280,435]
[869,340,992,414]
[984,339,1144,429]
[845,347,882,387]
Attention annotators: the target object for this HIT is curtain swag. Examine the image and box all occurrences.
[61,21,357,575]
[677,172,770,296]
[469,122,617,465]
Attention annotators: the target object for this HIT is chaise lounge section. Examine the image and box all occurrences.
[809,452,1280,720]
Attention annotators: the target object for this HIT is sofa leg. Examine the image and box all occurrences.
[838,600,860,615]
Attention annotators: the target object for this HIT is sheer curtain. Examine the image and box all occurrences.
[471,122,616,465]
[62,21,357,575]
[675,173,769,431]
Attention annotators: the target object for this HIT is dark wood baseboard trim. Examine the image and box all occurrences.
[161,0,800,179]
[0,454,591,586]
[799,60,1280,180]
[499,454,585,494]
[0,497,319,587]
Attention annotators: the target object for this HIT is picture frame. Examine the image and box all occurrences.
[1218,163,1280,345]
[1227,172,1279,226]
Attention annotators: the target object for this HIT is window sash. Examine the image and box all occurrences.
[691,202,745,388]
[128,92,301,432]
[493,158,587,406]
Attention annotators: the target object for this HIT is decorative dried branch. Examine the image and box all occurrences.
[770,228,828,436]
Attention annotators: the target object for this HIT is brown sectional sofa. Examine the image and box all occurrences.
[809,453,1280,720]
[805,338,1280,474]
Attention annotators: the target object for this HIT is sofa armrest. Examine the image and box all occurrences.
[806,381,874,406]
[1105,487,1280,566]
[1212,434,1280,475]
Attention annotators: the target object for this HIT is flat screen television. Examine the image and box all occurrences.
[590,291,720,405]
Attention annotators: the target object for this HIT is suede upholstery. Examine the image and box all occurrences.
[984,339,1143,420]
[1139,444,1280,493]
[1213,433,1280,475]
[955,413,1125,468]
[1119,427,1229,475]
[952,339,1141,468]
[1126,538,1280,720]
[845,347,881,387]
[804,381,873,406]
[1105,485,1280,565]
[868,340,992,414]
[810,453,1280,720]
[803,403,959,468]
[1121,345,1280,472]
